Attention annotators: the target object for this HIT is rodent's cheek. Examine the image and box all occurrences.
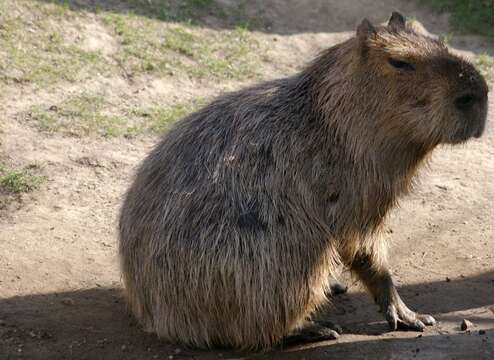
[428,105,458,145]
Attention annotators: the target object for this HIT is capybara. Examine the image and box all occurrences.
[119,12,488,350]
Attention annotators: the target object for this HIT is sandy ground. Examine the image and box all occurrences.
[1,0,494,359]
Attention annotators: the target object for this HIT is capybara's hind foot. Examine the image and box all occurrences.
[282,321,339,346]
[312,318,343,334]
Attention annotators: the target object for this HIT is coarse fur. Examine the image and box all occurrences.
[119,13,488,350]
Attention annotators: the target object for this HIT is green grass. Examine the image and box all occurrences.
[0,1,108,85]
[43,0,216,23]
[102,13,260,80]
[421,0,494,37]
[476,52,494,82]
[0,163,44,193]
[26,94,207,137]
[42,0,258,27]
[0,0,261,86]
[27,94,132,137]
[130,99,208,133]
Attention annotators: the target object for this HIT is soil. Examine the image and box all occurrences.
[1,1,494,359]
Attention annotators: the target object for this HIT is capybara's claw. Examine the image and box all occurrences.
[397,318,426,332]
[385,302,435,332]
[418,314,436,326]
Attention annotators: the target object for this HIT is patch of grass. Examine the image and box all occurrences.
[27,94,131,137]
[421,0,494,38]
[26,94,207,137]
[0,0,263,86]
[131,98,208,133]
[476,52,494,82]
[0,1,108,85]
[0,163,44,193]
[48,0,215,23]
[102,13,260,80]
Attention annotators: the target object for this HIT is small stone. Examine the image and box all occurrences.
[39,331,52,339]
[49,105,58,112]
[61,298,75,306]
[479,330,486,335]
[461,319,473,331]
[174,348,181,354]
[121,345,127,351]
[0,320,6,326]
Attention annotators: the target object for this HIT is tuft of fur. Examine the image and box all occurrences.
[119,14,488,350]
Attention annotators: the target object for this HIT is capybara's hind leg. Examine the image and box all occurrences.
[282,321,339,346]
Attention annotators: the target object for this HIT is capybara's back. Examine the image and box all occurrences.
[119,13,488,350]
[119,78,338,349]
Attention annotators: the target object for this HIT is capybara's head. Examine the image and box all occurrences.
[349,12,488,147]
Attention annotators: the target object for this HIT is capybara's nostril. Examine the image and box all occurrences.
[454,93,476,110]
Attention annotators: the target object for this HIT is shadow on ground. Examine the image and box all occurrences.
[1,271,493,359]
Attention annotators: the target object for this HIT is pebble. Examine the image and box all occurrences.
[61,298,75,306]
[461,319,473,331]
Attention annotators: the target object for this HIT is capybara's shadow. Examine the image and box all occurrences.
[318,270,494,336]
[1,271,492,359]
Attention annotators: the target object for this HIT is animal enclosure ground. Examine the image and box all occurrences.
[1,0,494,359]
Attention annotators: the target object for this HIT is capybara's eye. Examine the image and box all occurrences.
[388,58,415,72]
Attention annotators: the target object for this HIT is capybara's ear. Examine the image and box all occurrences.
[388,11,406,31]
[356,18,376,39]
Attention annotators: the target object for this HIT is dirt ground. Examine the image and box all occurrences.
[1,0,494,359]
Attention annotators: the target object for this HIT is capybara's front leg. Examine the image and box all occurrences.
[350,253,436,331]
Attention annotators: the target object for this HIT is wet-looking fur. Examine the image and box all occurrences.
[119,12,488,350]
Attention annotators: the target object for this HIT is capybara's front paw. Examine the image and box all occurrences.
[384,300,436,332]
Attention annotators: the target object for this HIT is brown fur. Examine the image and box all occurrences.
[118,13,488,350]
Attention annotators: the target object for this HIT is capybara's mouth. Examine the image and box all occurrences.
[447,120,485,144]
[473,121,485,139]
[474,128,484,138]
[473,116,487,138]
